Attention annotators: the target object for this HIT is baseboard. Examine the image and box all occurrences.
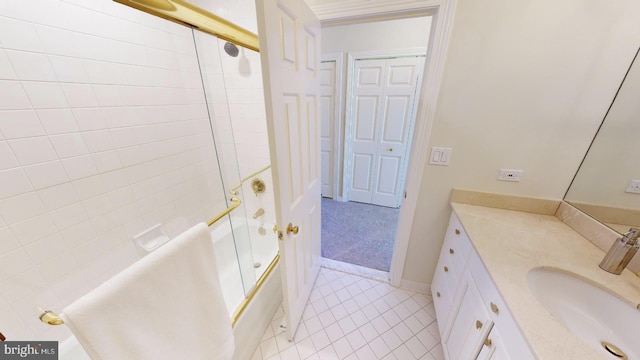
[400,279,431,295]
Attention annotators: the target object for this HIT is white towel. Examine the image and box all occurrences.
[61,223,234,360]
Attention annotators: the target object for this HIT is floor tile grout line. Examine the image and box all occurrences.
[253,267,443,360]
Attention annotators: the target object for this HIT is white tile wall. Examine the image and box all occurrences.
[0,81,32,109]
[0,0,228,342]
[0,110,45,138]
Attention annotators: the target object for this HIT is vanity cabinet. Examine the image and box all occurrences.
[432,212,534,360]
[444,270,493,359]
[476,326,510,360]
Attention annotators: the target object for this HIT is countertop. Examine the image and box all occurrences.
[451,202,640,360]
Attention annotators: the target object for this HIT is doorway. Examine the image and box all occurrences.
[319,16,432,275]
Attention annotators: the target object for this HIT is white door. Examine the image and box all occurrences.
[320,60,336,198]
[348,56,424,207]
[256,0,321,340]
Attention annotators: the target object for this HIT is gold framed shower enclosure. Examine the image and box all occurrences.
[113,0,260,52]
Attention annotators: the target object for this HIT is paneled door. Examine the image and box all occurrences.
[320,60,337,198]
[256,0,322,340]
[348,56,424,208]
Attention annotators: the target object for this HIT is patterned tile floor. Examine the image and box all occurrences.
[250,267,444,360]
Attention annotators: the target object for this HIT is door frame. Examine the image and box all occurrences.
[390,1,457,289]
[320,53,345,201]
[311,0,458,289]
[343,48,426,205]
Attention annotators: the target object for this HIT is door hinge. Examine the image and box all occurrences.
[273,224,283,240]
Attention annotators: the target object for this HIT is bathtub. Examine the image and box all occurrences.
[211,217,279,314]
[59,219,282,360]
[59,336,90,360]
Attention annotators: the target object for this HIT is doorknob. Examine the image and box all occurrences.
[287,223,299,235]
[387,148,393,152]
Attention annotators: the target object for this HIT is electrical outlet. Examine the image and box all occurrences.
[497,169,524,182]
[626,180,640,194]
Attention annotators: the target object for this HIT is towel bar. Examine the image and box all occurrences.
[207,197,242,226]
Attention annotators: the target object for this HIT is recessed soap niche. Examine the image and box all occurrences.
[133,224,170,255]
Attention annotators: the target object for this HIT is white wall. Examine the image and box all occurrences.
[0,0,227,342]
[321,16,432,54]
[402,0,640,284]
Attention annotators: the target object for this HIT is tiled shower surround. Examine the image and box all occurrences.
[0,0,230,342]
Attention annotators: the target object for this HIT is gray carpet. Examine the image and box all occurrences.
[321,198,400,271]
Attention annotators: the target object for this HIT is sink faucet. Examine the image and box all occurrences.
[600,228,640,275]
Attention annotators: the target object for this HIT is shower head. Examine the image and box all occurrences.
[224,42,239,57]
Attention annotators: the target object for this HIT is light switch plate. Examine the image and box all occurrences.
[430,147,452,166]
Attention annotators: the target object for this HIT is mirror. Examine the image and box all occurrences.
[564,47,640,234]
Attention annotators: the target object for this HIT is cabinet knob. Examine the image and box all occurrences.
[475,320,483,329]
[484,338,493,347]
[436,291,441,298]
[491,302,500,314]
[444,266,449,272]
[455,229,460,235]
[449,248,454,254]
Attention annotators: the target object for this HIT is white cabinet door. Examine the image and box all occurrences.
[432,253,454,338]
[444,271,493,360]
[256,0,321,340]
[476,327,510,360]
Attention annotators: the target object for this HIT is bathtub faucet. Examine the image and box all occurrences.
[253,208,265,219]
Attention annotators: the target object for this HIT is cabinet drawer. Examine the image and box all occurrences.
[438,237,464,288]
[444,212,473,265]
[468,250,535,359]
[440,213,471,282]
[431,258,453,337]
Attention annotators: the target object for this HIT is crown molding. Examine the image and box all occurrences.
[308,0,443,25]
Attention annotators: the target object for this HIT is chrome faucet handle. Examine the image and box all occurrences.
[622,228,640,245]
[600,228,640,275]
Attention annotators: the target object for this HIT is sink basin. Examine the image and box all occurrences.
[527,267,639,359]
